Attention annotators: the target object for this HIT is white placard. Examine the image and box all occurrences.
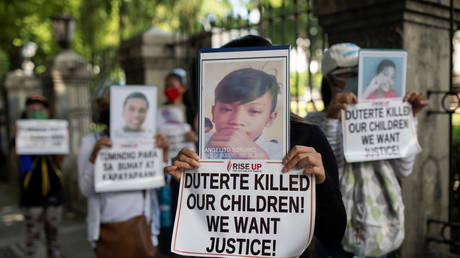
[199,47,290,160]
[16,119,69,155]
[171,160,315,258]
[342,99,421,162]
[94,147,165,192]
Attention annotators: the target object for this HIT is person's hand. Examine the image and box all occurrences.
[325,92,357,119]
[281,145,325,184]
[403,92,429,116]
[89,138,112,164]
[207,129,269,159]
[155,134,169,162]
[165,148,200,181]
[184,130,198,143]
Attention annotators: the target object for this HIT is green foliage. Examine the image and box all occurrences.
[0,0,232,76]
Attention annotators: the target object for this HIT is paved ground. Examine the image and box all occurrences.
[0,183,94,258]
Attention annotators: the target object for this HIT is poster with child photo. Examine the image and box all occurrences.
[199,47,289,160]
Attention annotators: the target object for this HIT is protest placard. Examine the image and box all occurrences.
[158,106,196,159]
[342,99,421,162]
[358,49,407,100]
[171,160,315,258]
[199,47,290,160]
[94,147,165,192]
[110,86,157,145]
[16,119,69,155]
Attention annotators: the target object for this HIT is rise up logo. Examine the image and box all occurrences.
[226,160,262,172]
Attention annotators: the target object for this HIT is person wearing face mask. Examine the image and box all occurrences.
[157,69,199,258]
[13,96,65,258]
[77,83,169,258]
[306,43,429,258]
[362,60,398,100]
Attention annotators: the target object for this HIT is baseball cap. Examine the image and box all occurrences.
[321,43,360,76]
[25,95,49,107]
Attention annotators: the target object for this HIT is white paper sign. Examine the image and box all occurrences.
[94,147,165,192]
[16,120,69,155]
[171,160,315,258]
[342,99,421,162]
[158,123,196,160]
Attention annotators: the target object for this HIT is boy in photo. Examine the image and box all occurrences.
[204,68,282,160]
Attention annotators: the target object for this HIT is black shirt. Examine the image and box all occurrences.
[290,120,346,248]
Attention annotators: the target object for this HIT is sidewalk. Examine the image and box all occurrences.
[0,183,94,258]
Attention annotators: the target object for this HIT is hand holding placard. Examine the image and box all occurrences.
[90,138,112,164]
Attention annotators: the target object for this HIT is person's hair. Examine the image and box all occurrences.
[166,73,186,86]
[376,59,396,74]
[215,68,280,112]
[221,35,272,48]
[123,92,149,109]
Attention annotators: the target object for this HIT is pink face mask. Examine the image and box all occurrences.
[164,88,182,102]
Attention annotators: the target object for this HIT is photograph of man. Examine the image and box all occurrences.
[204,67,283,160]
[111,86,156,142]
[121,92,149,132]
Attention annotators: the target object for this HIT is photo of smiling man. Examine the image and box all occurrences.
[121,92,149,132]
[111,86,156,142]
[200,49,289,160]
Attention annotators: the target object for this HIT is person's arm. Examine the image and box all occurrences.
[77,134,112,197]
[77,134,96,198]
[390,92,428,178]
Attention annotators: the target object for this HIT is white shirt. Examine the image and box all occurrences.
[77,132,160,244]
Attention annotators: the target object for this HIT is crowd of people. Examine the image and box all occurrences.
[13,35,428,258]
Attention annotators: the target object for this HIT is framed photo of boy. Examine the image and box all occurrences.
[358,49,407,100]
[110,86,157,142]
[199,46,290,160]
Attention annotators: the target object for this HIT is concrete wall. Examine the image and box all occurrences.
[313,0,459,257]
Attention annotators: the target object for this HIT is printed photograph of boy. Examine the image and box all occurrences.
[201,59,287,160]
[358,50,406,100]
[111,86,156,140]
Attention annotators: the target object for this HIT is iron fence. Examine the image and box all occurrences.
[169,0,325,117]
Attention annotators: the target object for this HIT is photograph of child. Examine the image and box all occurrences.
[358,50,406,100]
[111,86,156,141]
[200,52,288,160]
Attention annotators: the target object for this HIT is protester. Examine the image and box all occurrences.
[162,68,198,130]
[13,95,64,258]
[77,84,168,258]
[157,68,197,258]
[164,35,347,258]
[307,42,428,258]
[204,68,282,160]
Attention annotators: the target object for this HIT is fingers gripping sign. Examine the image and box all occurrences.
[166,148,200,181]
[282,145,325,184]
